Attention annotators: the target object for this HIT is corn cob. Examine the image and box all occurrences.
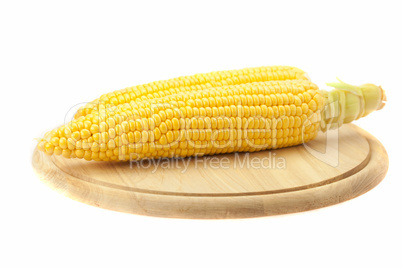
[74,66,309,119]
[37,78,386,162]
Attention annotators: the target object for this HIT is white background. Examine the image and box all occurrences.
[1,0,401,267]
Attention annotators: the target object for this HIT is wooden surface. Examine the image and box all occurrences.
[32,124,388,219]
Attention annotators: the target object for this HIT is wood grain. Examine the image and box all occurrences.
[32,124,388,219]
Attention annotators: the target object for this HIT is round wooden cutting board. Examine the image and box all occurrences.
[32,124,388,219]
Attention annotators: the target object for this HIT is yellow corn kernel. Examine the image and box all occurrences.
[74,66,309,119]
